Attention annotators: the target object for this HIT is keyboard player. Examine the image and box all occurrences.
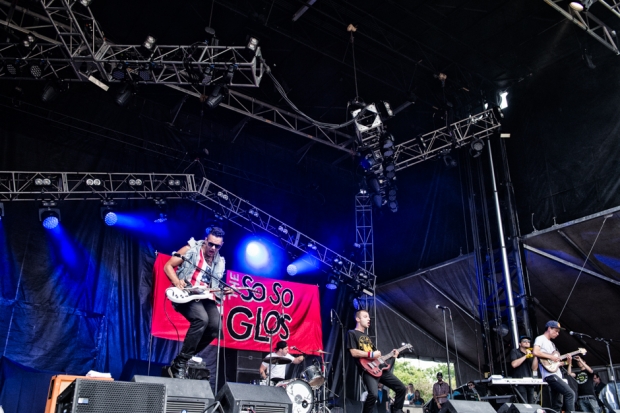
[510,335,539,403]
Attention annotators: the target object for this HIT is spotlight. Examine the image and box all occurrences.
[246,37,259,52]
[248,209,259,217]
[41,81,60,103]
[154,212,168,223]
[388,200,398,213]
[440,150,457,168]
[102,210,118,226]
[307,242,317,250]
[86,178,102,186]
[385,162,396,179]
[111,63,127,80]
[137,64,152,81]
[0,202,4,220]
[80,0,93,6]
[35,178,52,186]
[224,64,237,83]
[278,225,289,234]
[358,178,368,195]
[287,264,298,276]
[470,138,485,158]
[499,91,508,109]
[206,85,224,109]
[39,206,61,229]
[570,0,594,11]
[128,178,143,186]
[114,84,135,107]
[326,275,339,290]
[217,191,229,200]
[352,296,368,311]
[381,101,394,117]
[381,134,395,157]
[154,198,166,206]
[167,179,181,186]
[351,103,382,133]
[5,59,21,76]
[142,35,157,50]
[29,60,47,79]
[202,65,214,86]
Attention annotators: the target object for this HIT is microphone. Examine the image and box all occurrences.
[570,331,591,338]
[436,305,448,310]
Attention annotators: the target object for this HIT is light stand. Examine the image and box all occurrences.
[332,309,347,413]
[440,307,452,392]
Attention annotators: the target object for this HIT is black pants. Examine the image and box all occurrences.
[545,374,575,412]
[515,385,536,404]
[175,299,220,356]
[362,371,407,413]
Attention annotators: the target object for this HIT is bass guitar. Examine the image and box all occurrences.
[539,348,587,373]
[359,343,413,378]
[166,286,252,304]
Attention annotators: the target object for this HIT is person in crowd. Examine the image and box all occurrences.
[593,373,607,412]
[411,390,425,406]
[406,383,415,405]
[433,372,450,411]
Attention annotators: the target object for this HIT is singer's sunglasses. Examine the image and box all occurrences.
[207,241,223,250]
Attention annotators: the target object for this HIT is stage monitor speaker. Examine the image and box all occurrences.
[439,400,497,413]
[497,403,513,413]
[55,378,166,413]
[131,375,214,413]
[508,403,542,413]
[215,382,292,413]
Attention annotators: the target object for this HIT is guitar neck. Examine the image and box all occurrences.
[379,345,410,363]
[560,350,583,360]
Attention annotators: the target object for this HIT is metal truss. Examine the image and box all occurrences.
[192,178,375,289]
[354,194,375,275]
[0,170,376,293]
[0,0,264,89]
[0,172,196,202]
[544,0,620,55]
[393,108,502,171]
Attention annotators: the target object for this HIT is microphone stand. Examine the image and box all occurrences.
[332,309,347,413]
[440,307,452,394]
[448,308,462,386]
[595,336,620,408]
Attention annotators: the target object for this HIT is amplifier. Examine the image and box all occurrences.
[55,379,166,413]
[215,382,292,413]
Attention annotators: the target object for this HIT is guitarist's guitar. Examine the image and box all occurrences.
[166,286,253,304]
[539,348,587,373]
[359,343,413,378]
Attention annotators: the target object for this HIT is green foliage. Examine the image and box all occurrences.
[391,360,456,403]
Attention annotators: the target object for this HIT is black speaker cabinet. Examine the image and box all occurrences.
[215,382,292,413]
[236,369,261,384]
[439,400,497,413]
[497,403,513,413]
[131,375,214,413]
[55,379,166,413]
[508,403,542,413]
[237,350,263,370]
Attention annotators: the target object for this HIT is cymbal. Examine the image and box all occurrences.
[312,349,331,354]
[262,356,292,365]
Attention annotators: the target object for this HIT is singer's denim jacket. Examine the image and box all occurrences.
[176,237,226,301]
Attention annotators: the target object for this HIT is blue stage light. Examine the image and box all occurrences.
[287,264,298,276]
[104,211,118,226]
[43,215,59,229]
[246,241,269,268]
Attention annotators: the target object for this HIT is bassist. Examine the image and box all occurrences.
[348,309,406,413]
[533,320,576,412]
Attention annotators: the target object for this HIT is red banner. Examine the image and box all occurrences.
[151,254,323,352]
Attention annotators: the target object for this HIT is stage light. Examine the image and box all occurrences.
[201,65,214,86]
[103,210,117,226]
[246,241,269,268]
[326,275,339,290]
[39,204,61,229]
[287,264,298,276]
[224,64,237,83]
[206,85,224,109]
[154,212,168,223]
[247,37,259,51]
[385,162,396,179]
[41,82,60,102]
[381,101,394,117]
[5,60,20,76]
[381,134,395,157]
[470,138,485,158]
[86,178,102,186]
[137,64,152,81]
[114,84,135,107]
[80,0,93,6]
[570,1,594,11]
[499,91,509,109]
[128,178,143,186]
[0,202,4,220]
[278,225,289,234]
[248,209,259,217]
[167,179,181,186]
[111,63,127,80]
[352,296,368,311]
[143,35,157,50]
[389,200,398,213]
[217,191,229,200]
[35,178,51,186]
[29,61,46,79]
[351,103,382,133]
[307,242,317,250]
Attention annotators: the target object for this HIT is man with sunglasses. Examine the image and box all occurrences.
[510,335,539,403]
[164,226,227,379]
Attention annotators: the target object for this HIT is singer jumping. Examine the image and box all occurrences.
[163,226,228,379]
[348,309,406,413]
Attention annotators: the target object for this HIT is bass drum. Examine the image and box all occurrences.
[301,365,325,389]
[277,379,314,413]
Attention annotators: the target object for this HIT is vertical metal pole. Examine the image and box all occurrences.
[487,139,519,349]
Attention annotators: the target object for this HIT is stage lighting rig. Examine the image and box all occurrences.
[39,200,61,229]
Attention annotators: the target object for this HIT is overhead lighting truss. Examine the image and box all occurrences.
[0,0,265,89]
[544,0,620,55]
[0,172,196,202]
[393,108,502,171]
[0,170,376,293]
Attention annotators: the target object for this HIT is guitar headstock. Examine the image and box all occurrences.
[578,348,587,355]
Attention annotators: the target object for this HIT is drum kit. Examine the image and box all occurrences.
[258,349,333,413]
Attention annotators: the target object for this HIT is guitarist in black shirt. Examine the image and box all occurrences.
[348,309,407,413]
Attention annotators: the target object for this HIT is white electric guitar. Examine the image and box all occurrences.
[165,286,252,304]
